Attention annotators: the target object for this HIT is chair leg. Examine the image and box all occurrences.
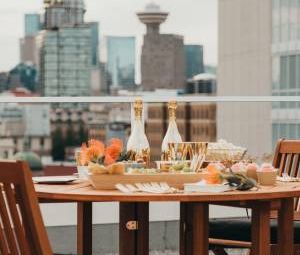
[211,247,229,255]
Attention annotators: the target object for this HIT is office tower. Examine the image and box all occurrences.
[217,0,272,156]
[25,14,41,36]
[88,22,100,66]
[184,45,205,79]
[39,0,92,96]
[0,73,8,92]
[106,36,136,90]
[44,0,85,29]
[137,2,185,91]
[271,0,300,146]
[20,14,41,65]
[20,36,39,65]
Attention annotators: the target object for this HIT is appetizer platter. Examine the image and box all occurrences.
[73,99,283,193]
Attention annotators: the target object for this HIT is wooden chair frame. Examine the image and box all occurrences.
[210,139,300,255]
[0,160,52,255]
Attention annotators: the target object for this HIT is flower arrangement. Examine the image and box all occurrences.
[78,138,129,166]
[203,163,257,191]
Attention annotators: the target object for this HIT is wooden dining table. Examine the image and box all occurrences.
[35,181,300,255]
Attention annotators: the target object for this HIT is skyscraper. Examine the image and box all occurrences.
[20,14,42,65]
[106,36,136,90]
[20,36,39,65]
[88,22,100,67]
[24,14,41,36]
[184,45,204,79]
[137,2,185,91]
[271,0,300,145]
[38,0,92,96]
[44,0,85,29]
[217,0,272,156]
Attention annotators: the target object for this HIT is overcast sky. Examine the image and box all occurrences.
[0,0,217,72]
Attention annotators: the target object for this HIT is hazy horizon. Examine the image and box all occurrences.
[0,0,218,72]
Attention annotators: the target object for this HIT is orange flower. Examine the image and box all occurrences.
[104,153,115,165]
[77,138,123,166]
[204,164,222,184]
[110,138,123,149]
[104,139,123,165]
[88,139,105,156]
[78,143,88,166]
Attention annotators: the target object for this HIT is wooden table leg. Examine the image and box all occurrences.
[278,198,294,255]
[180,202,209,255]
[119,202,149,255]
[251,201,270,255]
[77,202,92,255]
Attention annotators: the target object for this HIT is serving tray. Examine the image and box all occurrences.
[88,172,206,190]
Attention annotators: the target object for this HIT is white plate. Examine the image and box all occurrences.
[33,176,78,184]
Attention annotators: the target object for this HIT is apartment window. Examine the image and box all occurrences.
[280,55,289,89]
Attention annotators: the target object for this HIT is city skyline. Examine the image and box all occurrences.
[0,0,217,71]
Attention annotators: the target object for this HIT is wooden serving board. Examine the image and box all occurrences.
[88,172,206,190]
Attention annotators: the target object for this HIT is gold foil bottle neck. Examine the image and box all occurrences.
[168,100,177,120]
[133,98,143,120]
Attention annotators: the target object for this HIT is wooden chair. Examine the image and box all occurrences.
[0,160,52,255]
[209,139,300,255]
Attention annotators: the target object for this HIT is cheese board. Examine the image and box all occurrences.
[88,172,206,190]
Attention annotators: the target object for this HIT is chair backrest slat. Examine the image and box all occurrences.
[273,139,300,212]
[291,154,300,178]
[0,161,52,255]
[0,185,19,254]
[278,153,287,176]
[0,203,10,255]
[4,183,31,254]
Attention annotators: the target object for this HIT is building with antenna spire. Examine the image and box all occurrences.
[38,0,99,97]
[137,2,185,91]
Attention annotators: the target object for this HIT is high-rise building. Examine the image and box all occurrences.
[20,14,42,65]
[106,36,136,90]
[0,73,8,92]
[25,14,41,36]
[218,0,272,156]
[137,3,185,91]
[184,45,204,79]
[20,36,39,65]
[271,0,300,146]
[88,22,100,67]
[38,0,92,96]
[44,0,85,29]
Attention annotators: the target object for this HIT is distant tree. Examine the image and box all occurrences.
[51,127,65,161]
[65,123,76,147]
[77,123,88,145]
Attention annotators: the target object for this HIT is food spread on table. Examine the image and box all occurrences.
[71,98,290,193]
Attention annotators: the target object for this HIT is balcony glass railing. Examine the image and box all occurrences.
[1,96,299,164]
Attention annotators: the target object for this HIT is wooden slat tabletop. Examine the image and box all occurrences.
[35,181,300,202]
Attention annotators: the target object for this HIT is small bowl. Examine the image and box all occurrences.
[257,170,278,186]
[155,161,173,172]
[246,169,258,181]
[155,160,191,172]
[77,166,89,180]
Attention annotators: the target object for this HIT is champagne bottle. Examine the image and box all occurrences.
[161,101,182,161]
[126,98,150,165]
